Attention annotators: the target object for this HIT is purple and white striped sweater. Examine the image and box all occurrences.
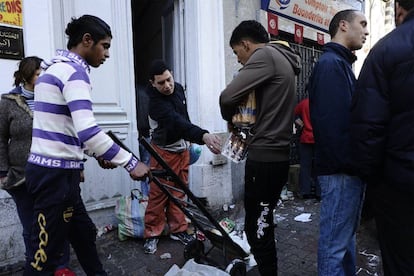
[28,50,138,172]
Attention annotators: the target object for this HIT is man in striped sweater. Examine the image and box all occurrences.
[24,15,150,275]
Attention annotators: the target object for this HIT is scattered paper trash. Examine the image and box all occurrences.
[228,231,257,267]
[295,206,305,212]
[210,228,222,236]
[160,252,172,259]
[219,218,235,233]
[294,213,312,222]
[274,213,287,223]
[165,258,230,276]
[228,231,250,254]
[280,186,288,201]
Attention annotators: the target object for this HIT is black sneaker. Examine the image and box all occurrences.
[169,231,195,245]
[143,237,159,254]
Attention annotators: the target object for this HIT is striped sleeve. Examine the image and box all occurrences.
[32,62,138,171]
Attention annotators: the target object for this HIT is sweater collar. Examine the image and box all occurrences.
[323,42,357,64]
[42,50,90,73]
[21,85,34,100]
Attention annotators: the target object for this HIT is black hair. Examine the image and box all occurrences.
[148,59,170,81]
[329,9,358,38]
[229,20,270,46]
[13,56,43,87]
[396,0,414,11]
[65,14,112,49]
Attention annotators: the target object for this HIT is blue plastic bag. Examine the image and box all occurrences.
[115,189,148,241]
[189,144,202,165]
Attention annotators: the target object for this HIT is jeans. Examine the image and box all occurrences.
[317,174,365,276]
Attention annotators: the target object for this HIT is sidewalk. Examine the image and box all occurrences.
[0,197,383,276]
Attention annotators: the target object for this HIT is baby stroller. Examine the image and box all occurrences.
[107,131,250,275]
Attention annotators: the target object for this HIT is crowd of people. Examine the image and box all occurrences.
[0,1,413,275]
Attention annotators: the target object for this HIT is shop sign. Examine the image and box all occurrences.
[0,25,24,59]
[0,0,23,27]
[267,0,362,33]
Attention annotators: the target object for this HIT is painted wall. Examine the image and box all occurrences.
[184,1,233,207]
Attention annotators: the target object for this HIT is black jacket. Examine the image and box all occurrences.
[148,82,208,147]
[350,11,414,188]
[308,42,357,176]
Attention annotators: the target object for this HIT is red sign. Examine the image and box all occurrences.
[317,32,325,45]
[294,24,303,44]
[267,12,279,36]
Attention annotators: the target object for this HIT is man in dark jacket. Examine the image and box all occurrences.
[308,10,369,276]
[220,20,301,275]
[143,59,221,254]
[350,1,414,274]
[136,84,151,196]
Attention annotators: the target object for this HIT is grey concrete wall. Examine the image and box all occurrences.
[0,196,25,266]
[222,0,262,85]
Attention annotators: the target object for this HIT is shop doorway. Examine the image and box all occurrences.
[131,0,176,137]
[131,0,175,86]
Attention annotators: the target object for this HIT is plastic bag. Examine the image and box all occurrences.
[223,91,256,163]
[231,91,256,127]
[189,144,202,165]
[221,130,248,163]
[115,189,148,241]
[165,259,230,276]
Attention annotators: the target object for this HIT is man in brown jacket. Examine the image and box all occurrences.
[220,20,301,275]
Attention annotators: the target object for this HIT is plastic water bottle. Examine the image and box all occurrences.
[189,144,202,165]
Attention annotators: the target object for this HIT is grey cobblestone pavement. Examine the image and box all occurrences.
[0,197,383,276]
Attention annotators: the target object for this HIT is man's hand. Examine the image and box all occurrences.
[80,170,85,182]
[129,162,151,181]
[97,157,117,169]
[202,133,222,154]
[295,118,304,128]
